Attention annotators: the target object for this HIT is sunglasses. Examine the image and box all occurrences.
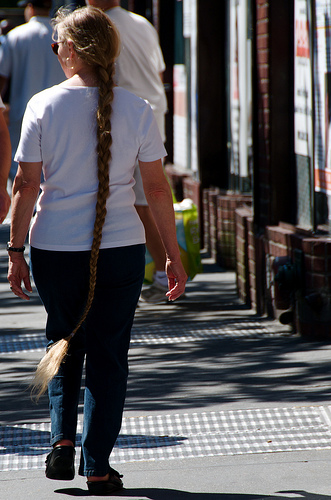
[51,41,64,55]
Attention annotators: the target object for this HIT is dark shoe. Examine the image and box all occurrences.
[87,467,123,495]
[45,445,75,480]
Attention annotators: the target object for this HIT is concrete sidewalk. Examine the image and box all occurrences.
[1,222,331,499]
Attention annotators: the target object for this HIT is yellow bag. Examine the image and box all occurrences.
[144,198,203,283]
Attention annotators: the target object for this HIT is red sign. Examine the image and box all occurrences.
[296,19,310,58]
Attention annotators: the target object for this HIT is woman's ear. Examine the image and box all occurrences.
[67,39,75,56]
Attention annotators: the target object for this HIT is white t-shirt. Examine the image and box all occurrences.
[15,85,167,251]
[0,96,4,109]
[0,16,64,123]
[107,7,167,115]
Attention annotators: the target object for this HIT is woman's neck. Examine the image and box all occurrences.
[66,69,98,87]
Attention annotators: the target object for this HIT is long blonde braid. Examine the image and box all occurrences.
[32,6,120,399]
[73,62,115,334]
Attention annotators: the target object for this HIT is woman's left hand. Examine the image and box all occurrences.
[8,254,33,300]
[165,258,187,301]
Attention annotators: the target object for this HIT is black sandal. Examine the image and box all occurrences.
[45,445,75,480]
[87,467,123,495]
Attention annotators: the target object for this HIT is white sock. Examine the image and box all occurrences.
[154,271,168,287]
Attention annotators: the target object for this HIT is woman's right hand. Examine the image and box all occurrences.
[7,254,33,301]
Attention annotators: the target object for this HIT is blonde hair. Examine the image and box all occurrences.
[32,6,120,399]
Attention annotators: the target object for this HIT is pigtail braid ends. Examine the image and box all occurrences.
[31,7,119,400]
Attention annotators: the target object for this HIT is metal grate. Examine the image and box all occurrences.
[0,319,285,354]
[1,406,331,471]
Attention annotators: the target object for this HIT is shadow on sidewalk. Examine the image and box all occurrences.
[3,329,331,424]
[125,334,331,412]
[54,487,331,499]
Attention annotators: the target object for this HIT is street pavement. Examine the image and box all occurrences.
[1,221,331,500]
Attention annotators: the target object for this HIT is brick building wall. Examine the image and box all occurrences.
[217,194,252,270]
[255,1,271,229]
[236,207,253,306]
[265,225,331,338]
[201,188,220,257]
[164,0,331,339]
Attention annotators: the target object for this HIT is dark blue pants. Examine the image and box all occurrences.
[30,244,145,477]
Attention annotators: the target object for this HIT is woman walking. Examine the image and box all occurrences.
[7,6,187,495]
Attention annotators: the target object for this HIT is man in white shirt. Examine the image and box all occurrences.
[87,0,170,303]
[0,96,10,222]
[105,3,167,134]
[0,0,64,181]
